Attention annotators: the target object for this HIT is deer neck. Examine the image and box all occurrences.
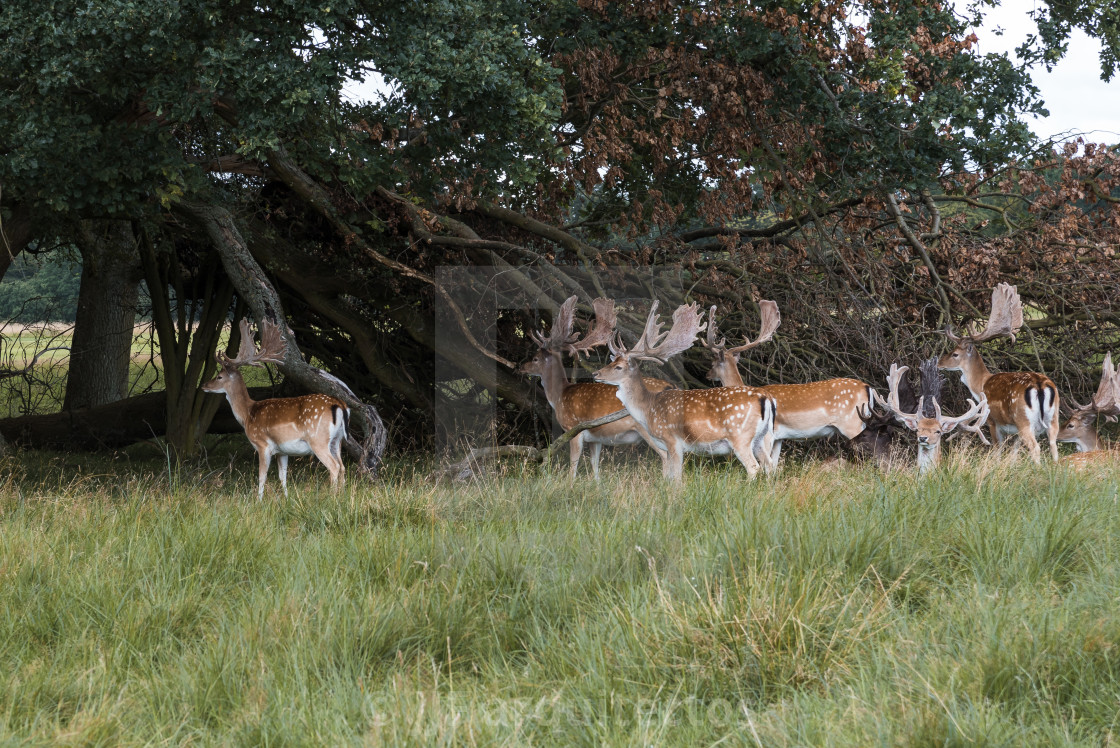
[916,443,940,474]
[957,352,992,401]
[220,374,256,428]
[537,351,572,411]
[612,368,658,429]
[713,356,744,387]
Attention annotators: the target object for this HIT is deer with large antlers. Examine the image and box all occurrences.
[1056,352,1120,468]
[592,301,776,482]
[519,296,672,479]
[884,358,990,474]
[201,319,349,499]
[937,284,1060,463]
[704,301,877,464]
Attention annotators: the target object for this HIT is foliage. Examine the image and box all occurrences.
[1,452,1120,742]
[0,251,81,322]
[1,0,1119,450]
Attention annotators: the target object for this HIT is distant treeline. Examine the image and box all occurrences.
[0,251,81,322]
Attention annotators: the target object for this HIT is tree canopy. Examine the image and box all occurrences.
[2,0,1119,453]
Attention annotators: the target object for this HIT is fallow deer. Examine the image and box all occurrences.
[704,302,877,464]
[1057,352,1120,468]
[592,301,776,482]
[201,319,348,499]
[937,284,1060,463]
[518,296,672,479]
[883,358,990,474]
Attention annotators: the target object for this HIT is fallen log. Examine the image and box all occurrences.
[0,387,272,451]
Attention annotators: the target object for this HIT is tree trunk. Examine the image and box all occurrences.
[63,220,141,410]
[0,202,35,284]
[138,230,235,459]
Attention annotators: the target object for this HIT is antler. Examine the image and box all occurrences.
[627,301,705,363]
[934,395,992,445]
[530,296,578,351]
[219,318,288,369]
[886,363,921,424]
[726,300,781,355]
[567,298,618,357]
[1067,351,1120,418]
[702,305,727,352]
[947,283,1024,345]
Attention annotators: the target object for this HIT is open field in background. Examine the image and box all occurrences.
[0,324,278,418]
[2,446,1119,745]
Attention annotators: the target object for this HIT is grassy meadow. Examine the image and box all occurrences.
[2,445,1119,746]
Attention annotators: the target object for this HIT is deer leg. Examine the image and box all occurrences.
[1016,420,1042,465]
[989,423,1004,449]
[634,422,668,461]
[257,448,272,501]
[664,441,684,482]
[311,442,343,492]
[1047,409,1060,463]
[731,433,761,479]
[277,455,289,497]
[768,440,783,470]
[568,432,585,478]
[589,441,604,480]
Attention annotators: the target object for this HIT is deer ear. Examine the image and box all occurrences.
[1106,415,1119,424]
[902,415,920,430]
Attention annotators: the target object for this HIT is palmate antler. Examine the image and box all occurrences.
[612,301,705,363]
[567,298,618,358]
[1067,351,1120,420]
[703,301,780,355]
[530,296,579,352]
[945,283,1024,345]
[219,318,287,369]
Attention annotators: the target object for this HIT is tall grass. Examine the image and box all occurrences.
[1,449,1118,745]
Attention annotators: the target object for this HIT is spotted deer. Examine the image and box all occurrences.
[937,284,1060,463]
[518,296,672,479]
[703,301,877,464]
[592,301,776,482]
[201,319,348,498]
[1057,352,1120,468]
[883,358,990,474]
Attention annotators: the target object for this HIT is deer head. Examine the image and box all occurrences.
[594,301,705,386]
[885,358,990,473]
[939,283,1023,374]
[702,301,780,383]
[202,318,287,394]
[1057,352,1120,452]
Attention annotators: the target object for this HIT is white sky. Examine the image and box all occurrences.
[963,2,1120,143]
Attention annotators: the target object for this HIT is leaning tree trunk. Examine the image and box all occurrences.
[175,200,387,475]
[0,201,35,284]
[63,219,141,410]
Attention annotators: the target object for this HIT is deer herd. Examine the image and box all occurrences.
[206,284,1120,496]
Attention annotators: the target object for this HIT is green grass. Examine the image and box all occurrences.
[2,448,1120,745]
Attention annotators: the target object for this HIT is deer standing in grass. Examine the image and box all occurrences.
[883,358,990,474]
[201,319,348,498]
[593,301,776,482]
[519,296,672,479]
[704,301,877,464]
[1056,352,1120,468]
[937,284,1060,463]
